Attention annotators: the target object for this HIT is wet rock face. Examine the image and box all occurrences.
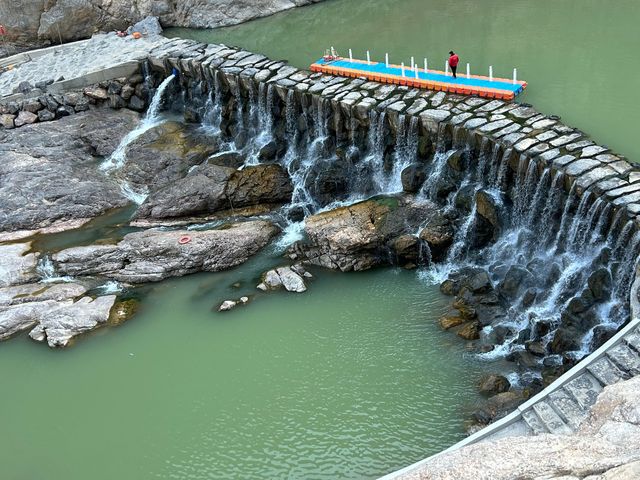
[291,196,448,271]
[136,164,235,219]
[136,163,293,220]
[226,164,293,208]
[121,121,220,191]
[303,157,350,206]
[0,110,137,232]
[52,220,280,283]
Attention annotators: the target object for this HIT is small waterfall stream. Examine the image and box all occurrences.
[100,73,176,204]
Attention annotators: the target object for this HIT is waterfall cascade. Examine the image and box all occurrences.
[141,65,639,378]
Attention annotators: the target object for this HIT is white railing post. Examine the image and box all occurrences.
[424,58,428,73]
[385,53,389,68]
[513,68,517,84]
[366,50,371,64]
[349,48,353,62]
[445,61,449,75]
[466,63,470,78]
[414,65,419,78]
[401,62,405,77]
[411,56,414,70]
[489,65,493,82]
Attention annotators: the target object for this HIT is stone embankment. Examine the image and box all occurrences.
[144,37,640,222]
[382,277,640,479]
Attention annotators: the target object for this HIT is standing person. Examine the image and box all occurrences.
[448,51,459,78]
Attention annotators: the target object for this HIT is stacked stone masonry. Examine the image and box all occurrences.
[138,37,640,228]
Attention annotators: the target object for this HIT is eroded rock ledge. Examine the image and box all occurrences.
[52,220,280,283]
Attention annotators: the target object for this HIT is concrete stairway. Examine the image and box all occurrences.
[520,325,640,435]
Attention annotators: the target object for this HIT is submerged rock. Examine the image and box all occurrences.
[52,220,280,283]
[218,300,238,311]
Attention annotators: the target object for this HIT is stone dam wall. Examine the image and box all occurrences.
[140,38,640,475]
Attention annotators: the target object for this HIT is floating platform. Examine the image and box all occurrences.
[310,57,527,100]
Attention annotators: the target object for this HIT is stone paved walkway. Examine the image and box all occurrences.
[0,33,170,98]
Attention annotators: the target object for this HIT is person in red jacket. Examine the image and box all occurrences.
[448,51,459,78]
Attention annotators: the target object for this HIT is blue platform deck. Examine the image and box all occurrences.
[311,57,527,100]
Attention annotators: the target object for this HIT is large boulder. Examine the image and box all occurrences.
[136,164,235,219]
[225,164,293,208]
[52,220,280,283]
[497,265,534,301]
[419,211,455,261]
[292,196,443,271]
[478,374,511,395]
[401,163,426,193]
[303,157,350,206]
[135,163,293,220]
[258,266,308,293]
[474,189,504,244]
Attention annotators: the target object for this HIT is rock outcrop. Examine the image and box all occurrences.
[135,162,293,219]
[52,220,280,283]
[257,265,311,293]
[120,121,220,191]
[0,109,138,233]
[0,2,327,44]
[0,243,39,287]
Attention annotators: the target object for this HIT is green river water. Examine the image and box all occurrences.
[1,245,496,479]
[4,0,637,478]
[168,0,640,162]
